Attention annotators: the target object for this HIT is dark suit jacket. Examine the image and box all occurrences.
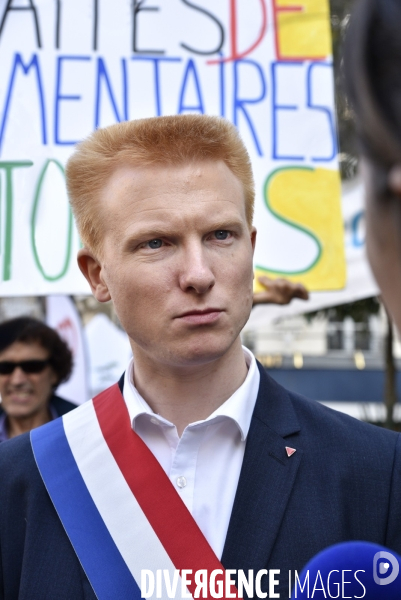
[0,363,400,599]
[46,394,77,418]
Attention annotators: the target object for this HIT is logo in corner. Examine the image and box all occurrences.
[373,551,399,586]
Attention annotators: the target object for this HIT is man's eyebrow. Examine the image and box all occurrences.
[124,226,177,243]
[124,220,245,242]
[204,219,245,231]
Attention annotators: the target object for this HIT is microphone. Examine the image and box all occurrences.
[292,541,401,599]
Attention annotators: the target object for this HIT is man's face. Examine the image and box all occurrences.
[81,160,256,368]
[0,341,57,419]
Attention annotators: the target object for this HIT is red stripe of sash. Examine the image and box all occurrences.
[93,384,240,599]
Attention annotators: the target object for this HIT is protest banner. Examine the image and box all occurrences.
[0,0,345,296]
[246,178,379,329]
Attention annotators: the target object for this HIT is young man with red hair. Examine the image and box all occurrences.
[0,115,400,599]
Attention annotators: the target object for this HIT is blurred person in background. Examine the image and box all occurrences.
[345,0,401,335]
[0,317,75,441]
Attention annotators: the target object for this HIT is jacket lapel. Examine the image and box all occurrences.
[221,362,302,572]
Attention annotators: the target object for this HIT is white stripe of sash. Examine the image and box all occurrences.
[63,401,192,600]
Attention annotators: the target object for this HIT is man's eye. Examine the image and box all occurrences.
[147,239,163,249]
[214,230,230,240]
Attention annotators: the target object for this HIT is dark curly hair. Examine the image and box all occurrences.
[0,317,73,387]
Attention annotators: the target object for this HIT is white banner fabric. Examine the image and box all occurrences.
[46,295,89,404]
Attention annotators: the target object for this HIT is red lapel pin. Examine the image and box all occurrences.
[285,446,296,457]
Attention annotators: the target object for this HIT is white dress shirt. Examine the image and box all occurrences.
[123,347,260,559]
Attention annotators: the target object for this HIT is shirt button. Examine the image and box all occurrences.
[150,418,159,425]
[176,476,187,489]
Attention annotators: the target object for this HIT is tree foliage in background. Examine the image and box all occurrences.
[306,297,381,323]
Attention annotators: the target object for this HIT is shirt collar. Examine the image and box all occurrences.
[123,347,260,441]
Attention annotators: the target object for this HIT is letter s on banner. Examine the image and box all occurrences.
[254,166,346,292]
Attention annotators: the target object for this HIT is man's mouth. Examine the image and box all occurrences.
[176,308,223,325]
[6,389,34,403]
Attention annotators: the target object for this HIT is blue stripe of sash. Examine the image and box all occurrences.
[31,417,142,600]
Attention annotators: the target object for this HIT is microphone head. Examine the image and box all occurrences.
[293,541,401,599]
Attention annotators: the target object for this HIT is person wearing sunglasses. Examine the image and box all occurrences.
[0,317,75,442]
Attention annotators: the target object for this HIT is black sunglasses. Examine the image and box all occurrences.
[0,360,50,375]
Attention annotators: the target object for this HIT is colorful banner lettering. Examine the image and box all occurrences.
[0,0,344,295]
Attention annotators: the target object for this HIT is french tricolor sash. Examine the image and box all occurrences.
[31,383,239,600]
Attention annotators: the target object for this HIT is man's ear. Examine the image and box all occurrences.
[77,248,111,302]
[250,227,257,254]
[388,165,401,197]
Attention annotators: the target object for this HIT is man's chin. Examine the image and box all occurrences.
[5,404,38,419]
[131,329,243,369]
[166,337,240,369]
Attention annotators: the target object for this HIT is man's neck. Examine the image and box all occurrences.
[7,407,52,439]
[132,339,249,436]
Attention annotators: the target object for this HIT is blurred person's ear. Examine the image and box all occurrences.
[388,165,401,197]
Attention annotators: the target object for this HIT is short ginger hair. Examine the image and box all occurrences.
[66,115,255,255]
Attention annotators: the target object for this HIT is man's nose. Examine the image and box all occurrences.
[9,367,28,384]
[178,244,215,294]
